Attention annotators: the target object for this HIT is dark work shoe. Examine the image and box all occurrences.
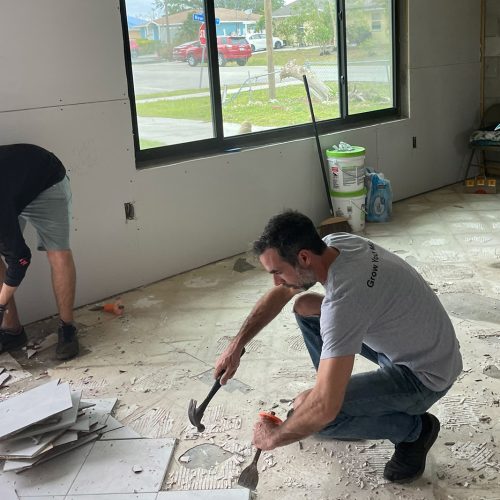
[0,327,27,352]
[384,413,440,483]
[56,323,79,360]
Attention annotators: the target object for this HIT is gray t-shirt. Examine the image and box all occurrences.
[320,233,462,392]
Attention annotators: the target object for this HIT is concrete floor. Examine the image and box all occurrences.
[5,182,500,499]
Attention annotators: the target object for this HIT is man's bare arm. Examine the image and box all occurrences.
[215,285,300,384]
[254,355,355,449]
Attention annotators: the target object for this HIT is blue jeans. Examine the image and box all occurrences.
[296,314,449,444]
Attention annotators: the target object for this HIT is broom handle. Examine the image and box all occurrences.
[303,75,334,215]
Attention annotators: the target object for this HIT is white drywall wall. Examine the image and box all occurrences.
[0,0,480,323]
[484,0,500,108]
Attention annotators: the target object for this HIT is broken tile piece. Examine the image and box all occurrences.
[0,352,32,385]
[100,424,141,440]
[80,397,118,427]
[35,333,59,353]
[0,429,62,459]
[13,390,82,439]
[0,380,72,440]
[0,442,95,495]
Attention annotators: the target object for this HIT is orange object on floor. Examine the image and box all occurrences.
[102,300,124,316]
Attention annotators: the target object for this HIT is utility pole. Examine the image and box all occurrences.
[163,0,171,46]
[264,0,276,100]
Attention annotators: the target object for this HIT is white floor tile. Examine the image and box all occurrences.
[0,443,94,496]
[68,438,175,495]
[66,495,157,500]
[0,484,19,500]
[157,490,250,499]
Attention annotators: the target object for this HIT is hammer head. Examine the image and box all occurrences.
[188,398,205,432]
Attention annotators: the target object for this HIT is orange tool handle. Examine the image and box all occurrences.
[258,411,283,425]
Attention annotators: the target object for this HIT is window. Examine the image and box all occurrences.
[371,11,383,32]
[121,0,398,164]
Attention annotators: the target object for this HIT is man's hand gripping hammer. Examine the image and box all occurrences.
[188,348,245,432]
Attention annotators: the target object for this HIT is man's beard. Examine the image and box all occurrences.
[291,265,317,290]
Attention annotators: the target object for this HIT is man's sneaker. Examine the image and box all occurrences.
[56,323,79,360]
[0,327,27,352]
[384,412,440,483]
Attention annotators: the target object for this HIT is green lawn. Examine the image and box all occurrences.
[139,138,167,149]
[248,47,337,66]
[135,82,392,127]
[136,89,208,100]
[247,44,390,66]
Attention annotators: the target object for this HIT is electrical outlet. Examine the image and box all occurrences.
[412,136,417,148]
[124,202,135,220]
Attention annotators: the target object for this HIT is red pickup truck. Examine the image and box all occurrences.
[186,36,252,67]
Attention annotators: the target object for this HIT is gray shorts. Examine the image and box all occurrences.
[19,176,72,251]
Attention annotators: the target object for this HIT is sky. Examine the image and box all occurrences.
[125,0,156,19]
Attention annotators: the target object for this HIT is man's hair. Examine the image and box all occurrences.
[253,210,327,266]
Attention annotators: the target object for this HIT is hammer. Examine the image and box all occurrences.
[188,348,245,432]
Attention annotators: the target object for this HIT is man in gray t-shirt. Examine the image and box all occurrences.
[215,210,462,485]
[320,233,462,392]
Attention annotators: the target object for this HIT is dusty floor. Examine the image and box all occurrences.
[4,182,500,499]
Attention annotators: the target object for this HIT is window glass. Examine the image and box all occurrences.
[214,0,340,137]
[122,1,397,161]
[371,11,382,32]
[126,1,215,149]
[345,0,394,115]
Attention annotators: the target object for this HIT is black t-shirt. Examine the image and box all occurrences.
[0,144,66,287]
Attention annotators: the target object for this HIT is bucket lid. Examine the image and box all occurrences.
[330,187,367,198]
[326,146,365,158]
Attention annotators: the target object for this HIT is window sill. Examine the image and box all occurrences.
[136,110,403,170]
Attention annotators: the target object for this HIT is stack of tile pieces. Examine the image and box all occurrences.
[0,378,134,472]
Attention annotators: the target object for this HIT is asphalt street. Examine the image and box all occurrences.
[131,60,391,95]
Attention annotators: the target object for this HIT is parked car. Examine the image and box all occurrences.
[173,40,200,62]
[185,36,252,67]
[246,33,284,52]
[129,39,139,59]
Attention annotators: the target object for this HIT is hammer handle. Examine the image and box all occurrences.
[196,347,245,415]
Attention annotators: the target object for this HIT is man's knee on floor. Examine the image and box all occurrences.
[293,292,323,316]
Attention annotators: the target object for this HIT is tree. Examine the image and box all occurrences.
[345,14,371,46]
[303,9,332,47]
[175,16,199,44]
[215,0,284,14]
[154,0,202,16]
[275,16,302,46]
[289,0,335,48]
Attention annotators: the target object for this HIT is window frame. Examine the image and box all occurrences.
[120,0,400,167]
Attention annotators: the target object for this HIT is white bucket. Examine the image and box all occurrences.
[330,187,367,232]
[326,146,365,192]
